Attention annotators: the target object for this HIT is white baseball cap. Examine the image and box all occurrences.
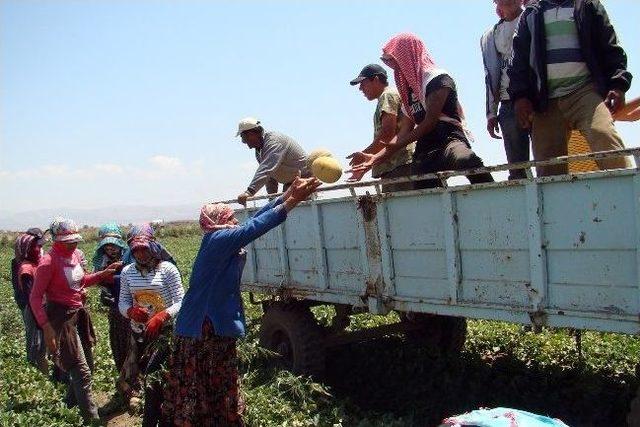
[236,117,261,136]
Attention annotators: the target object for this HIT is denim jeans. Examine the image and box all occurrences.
[498,100,531,180]
[22,306,47,374]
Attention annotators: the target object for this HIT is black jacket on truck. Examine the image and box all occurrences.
[507,0,632,112]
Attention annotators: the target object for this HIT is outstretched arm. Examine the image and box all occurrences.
[348,88,449,181]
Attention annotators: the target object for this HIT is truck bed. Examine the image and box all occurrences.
[239,150,640,335]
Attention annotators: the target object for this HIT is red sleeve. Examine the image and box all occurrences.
[30,257,52,327]
[18,263,36,279]
[75,250,102,287]
[17,263,36,292]
[81,271,104,288]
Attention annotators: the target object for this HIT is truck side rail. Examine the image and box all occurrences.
[214,147,640,205]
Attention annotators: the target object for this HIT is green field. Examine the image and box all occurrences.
[1,228,640,426]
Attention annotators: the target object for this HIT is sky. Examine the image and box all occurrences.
[1,0,639,222]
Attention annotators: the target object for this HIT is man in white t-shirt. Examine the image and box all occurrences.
[481,0,531,180]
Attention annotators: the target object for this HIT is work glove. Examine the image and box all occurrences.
[127,306,150,323]
[145,310,170,340]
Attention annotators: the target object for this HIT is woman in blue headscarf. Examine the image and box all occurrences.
[92,223,129,373]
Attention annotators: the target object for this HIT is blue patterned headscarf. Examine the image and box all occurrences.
[92,222,127,271]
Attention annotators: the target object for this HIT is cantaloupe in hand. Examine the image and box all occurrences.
[311,156,342,183]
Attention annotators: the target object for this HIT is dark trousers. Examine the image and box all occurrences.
[141,345,170,427]
[63,329,98,421]
[498,100,531,180]
[412,139,494,189]
[108,305,130,372]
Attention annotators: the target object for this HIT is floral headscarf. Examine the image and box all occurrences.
[199,203,237,233]
[127,223,154,241]
[122,223,177,266]
[14,233,42,263]
[50,217,83,243]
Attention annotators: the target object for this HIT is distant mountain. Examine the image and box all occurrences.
[0,204,201,231]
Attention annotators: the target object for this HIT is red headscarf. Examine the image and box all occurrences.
[129,235,152,252]
[199,203,237,233]
[14,234,41,263]
[382,32,471,134]
[382,33,438,115]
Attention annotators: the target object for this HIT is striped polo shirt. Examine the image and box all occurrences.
[118,261,185,323]
[543,1,591,98]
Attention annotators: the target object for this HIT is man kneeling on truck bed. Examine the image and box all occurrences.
[236,117,310,206]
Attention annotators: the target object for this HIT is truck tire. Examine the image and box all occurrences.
[628,383,640,427]
[400,313,467,354]
[259,302,325,378]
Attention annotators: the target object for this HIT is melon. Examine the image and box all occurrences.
[306,148,334,170]
[311,156,342,183]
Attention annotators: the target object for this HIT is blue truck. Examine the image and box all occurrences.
[231,147,640,423]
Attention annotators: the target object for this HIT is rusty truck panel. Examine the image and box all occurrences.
[237,149,640,334]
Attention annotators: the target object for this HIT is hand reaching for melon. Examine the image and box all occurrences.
[283,176,321,212]
[286,175,322,202]
[346,151,371,167]
[346,152,376,182]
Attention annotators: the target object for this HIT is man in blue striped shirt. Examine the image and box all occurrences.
[509,0,632,176]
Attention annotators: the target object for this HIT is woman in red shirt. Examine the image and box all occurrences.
[12,229,47,373]
[29,218,120,422]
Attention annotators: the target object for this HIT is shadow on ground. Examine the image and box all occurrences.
[323,336,637,427]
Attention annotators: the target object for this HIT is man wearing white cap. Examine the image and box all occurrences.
[236,117,309,206]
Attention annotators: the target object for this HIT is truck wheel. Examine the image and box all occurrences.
[329,304,352,333]
[628,383,640,427]
[400,313,467,354]
[259,302,325,377]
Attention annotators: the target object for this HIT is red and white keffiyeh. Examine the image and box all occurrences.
[382,32,439,114]
[382,32,471,138]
